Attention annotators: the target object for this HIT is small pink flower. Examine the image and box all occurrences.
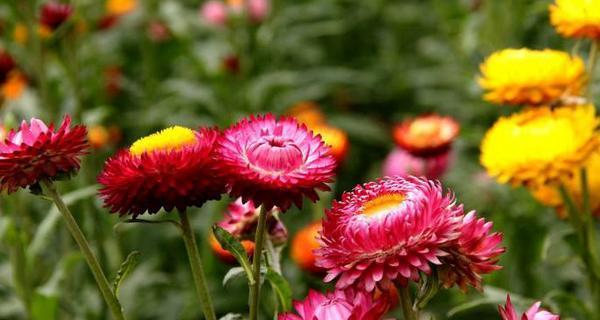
[382,148,451,180]
[0,116,88,193]
[217,197,287,244]
[216,114,336,211]
[499,295,559,320]
[200,1,228,26]
[278,288,394,320]
[247,0,270,22]
[316,176,503,292]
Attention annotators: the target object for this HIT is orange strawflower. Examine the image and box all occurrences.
[88,125,110,149]
[1,72,26,101]
[291,221,322,273]
[209,234,254,264]
[312,125,349,164]
[287,101,326,128]
[393,113,460,157]
[106,0,138,16]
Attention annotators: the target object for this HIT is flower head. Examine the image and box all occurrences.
[392,114,459,157]
[312,125,349,165]
[278,288,394,320]
[291,221,323,273]
[382,148,451,180]
[40,1,74,31]
[98,126,226,217]
[478,49,586,106]
[316,176,503,292]
[0,116,87,193]
[200,1,228,26]
[106,0,137,16]
[287,101,326,128]
[499,295,560,320]
[247,0,270,22]
[550,0,600,40]
[216,114,336,211]
[0,50,16,84]
[217,197,288,244]
[480,104,599,187]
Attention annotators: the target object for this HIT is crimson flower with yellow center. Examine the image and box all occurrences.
[0,116,87,193]
[216,114,336,211]
[316,176,503,292]
[393,113,459,157]
[480,104,599,187]
[478,49,586,106]
[550,0,600,40]
[98,126,226,217]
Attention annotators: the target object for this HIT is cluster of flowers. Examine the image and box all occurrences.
[479,0,600,217]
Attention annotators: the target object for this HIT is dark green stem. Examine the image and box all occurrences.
[41,180,125,320]
[249,206,269,320]
[178,211,216,320]
[399,286,418,320]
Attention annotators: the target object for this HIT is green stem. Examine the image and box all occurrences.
[579,169,600,316]
[587,41,599,98]
[398,286,418,320]
[41,180,125,320]
[178,211,216,320]
[249,206,269,320]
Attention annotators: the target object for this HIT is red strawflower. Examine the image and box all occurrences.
[40,1,74,31]
[278,288,394,320]
[499,295,559,320]
[216,114,336,211]
[392,113,460,157]
[0,116,87,193]
[0,50,16,83]
[98,126,226,217]
[316,176,503,292]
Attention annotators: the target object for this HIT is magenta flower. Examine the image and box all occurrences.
[316,176,503,292]
[382,148,451,180]
[216,114,336,211]
[499,295,559,320]
[278,289,394,320]
[248,0,270,22]
[200,1,228,26]
[217,197,287,244]
[0,116,87,193]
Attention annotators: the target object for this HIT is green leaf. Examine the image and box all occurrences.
[265,269,292,312]
[212,226,255,285]
[223,267,246,286]
[112,251,141,298]
[414,270,440,309]
[219,313,245,320]
[31,292,58,320]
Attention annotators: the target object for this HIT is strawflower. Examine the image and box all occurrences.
[216,113,336,211]
[278,288,395,320]
[0,116,87,193]
[200,1,228,27]
[316,176,503,292]
[216,198,288,243]
[480,104,599,187]
[98,126,226,216]
[106,0,137,16]
[499,295,559,320]
[382,148,451,180]
[392,113,459,157]
[478,49,586,106]
[40,1,74,31]
[291,221,323,273]
[312,124,349,165]
[550,0,600,39]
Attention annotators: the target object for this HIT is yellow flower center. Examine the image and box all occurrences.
[129,126,196,156]
[361,193,405,217]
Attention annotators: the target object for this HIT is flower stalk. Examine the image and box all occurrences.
[399,286,418,320]
[178,210,216,320]
[249,205,269,320]
[41,180,125,320]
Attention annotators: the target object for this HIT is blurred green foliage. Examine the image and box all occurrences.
[0,0,597,319]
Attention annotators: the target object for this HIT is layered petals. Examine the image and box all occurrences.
[382,148,451,180]
[98,127,226,217]
[0,116,87,193]
[499,295,560,320]
[550,0,600,39]
[216,114,336,211]
[392,114,459,157]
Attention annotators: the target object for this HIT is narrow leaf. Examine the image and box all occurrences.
[112,251,141,297]
[223,267,246,286]
[265,269,292,311]
[212,226,255,285]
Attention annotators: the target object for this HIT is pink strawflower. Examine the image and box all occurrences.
[278,288,394,320]
[217,197,287,244]
[382,148,451,180]
[316,176,503,292]
[0,116,88,193]
[499,295,559,320]
[200,1,228,26]
[248,0,270,22]
[216,114,336,211]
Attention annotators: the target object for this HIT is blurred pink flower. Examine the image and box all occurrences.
[499,295,559,320]
[382,148,451,180]
[248,0,270,22]
[200,1,228,26]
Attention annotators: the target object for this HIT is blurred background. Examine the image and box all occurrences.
[0,0,593,319]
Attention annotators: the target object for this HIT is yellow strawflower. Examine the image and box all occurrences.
[550,0,600,39]
[530,150,600,217]
[480,104,599,187]
[478,49,586,106]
